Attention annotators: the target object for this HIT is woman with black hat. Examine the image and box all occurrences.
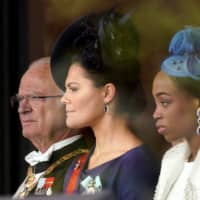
[51,10,159,200]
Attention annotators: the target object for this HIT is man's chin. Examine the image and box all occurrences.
[22,131,38,140]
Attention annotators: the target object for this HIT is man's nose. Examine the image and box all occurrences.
[18,98,32,114]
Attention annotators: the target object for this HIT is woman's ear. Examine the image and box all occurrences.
[103,83,116,104]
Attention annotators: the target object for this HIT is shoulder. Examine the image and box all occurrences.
[115,145,159,199]
[120,145,158,167]
[162,140,190,161]
[118,145,159,180]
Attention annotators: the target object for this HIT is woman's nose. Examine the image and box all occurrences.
[153,106,162,120]
[61,91,70,104]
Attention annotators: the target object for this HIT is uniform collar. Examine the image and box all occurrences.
[25,135,82,166]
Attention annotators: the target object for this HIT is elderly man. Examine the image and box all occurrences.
[12,57,91,198]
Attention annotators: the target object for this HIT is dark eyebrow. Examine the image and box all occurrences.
[67,82,79,87]
[155,92,171,98]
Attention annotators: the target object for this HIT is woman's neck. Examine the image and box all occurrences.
[88,116,142,168]
[187,134,200,161]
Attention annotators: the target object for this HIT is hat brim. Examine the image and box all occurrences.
[50,15,90,90]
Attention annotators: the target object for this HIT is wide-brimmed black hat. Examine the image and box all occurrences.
[50,10,139,90]
[50,14,100,90]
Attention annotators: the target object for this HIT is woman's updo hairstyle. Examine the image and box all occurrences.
[51,9,146,118]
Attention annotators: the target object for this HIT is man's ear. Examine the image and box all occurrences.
[103,83,116,104]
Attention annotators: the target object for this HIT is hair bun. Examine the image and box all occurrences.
[169,26,200,55]
[98,11,139,68]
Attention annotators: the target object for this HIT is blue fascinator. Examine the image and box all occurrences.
[169,27,200,55]
[161,27,200,80]
[161,54,200,80]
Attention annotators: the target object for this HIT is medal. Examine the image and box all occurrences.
[35,177,55,196]
[81,175,102,194]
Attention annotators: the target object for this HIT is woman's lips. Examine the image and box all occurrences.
[157,126,166,134]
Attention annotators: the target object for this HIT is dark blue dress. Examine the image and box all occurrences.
[64,145,159,200]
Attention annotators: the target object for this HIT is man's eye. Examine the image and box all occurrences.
[17,96,24,101]
[31,96,40,99]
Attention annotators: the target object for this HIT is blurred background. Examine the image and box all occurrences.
[1,0,200,195]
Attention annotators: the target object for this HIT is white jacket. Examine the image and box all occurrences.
[154,140,200,200]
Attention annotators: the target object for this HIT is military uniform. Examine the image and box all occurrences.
[13,136,89,198]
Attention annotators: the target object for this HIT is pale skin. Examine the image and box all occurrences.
[152,71,200,161]
[61,63,142,169]
[18,57,75,152]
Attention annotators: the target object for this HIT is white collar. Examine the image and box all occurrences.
[25,135,82,166]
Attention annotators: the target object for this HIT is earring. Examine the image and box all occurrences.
[104,104,109,113]
[197,107,200,135]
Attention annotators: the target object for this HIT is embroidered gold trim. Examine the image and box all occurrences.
[17,148,89,198]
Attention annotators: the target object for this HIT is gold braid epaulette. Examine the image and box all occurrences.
[42,148,89,176]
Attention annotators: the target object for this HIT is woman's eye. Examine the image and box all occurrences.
[69,87,78,92]
[160,101,169,107]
